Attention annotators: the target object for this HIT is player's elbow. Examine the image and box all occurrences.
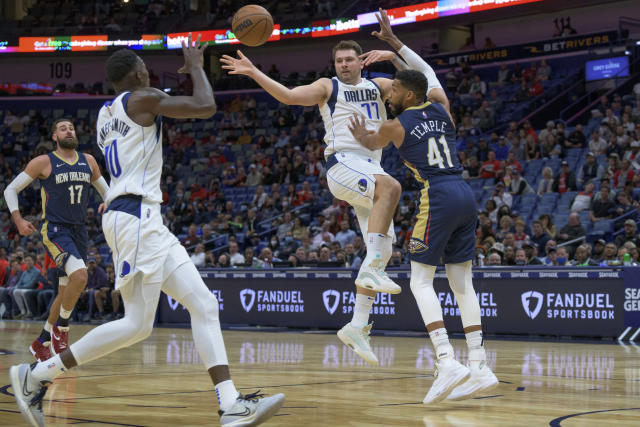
[195,103,217,119]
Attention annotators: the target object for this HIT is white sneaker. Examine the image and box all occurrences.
[219,390,285,426]
[337,322,378,365]
[355,263,401,294]
[447,361,498,401]
[423,358,470,405]
[9,363,48,427]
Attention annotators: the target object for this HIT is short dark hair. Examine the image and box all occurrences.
[106,49,139,84]
[395,69,427,101]
[332,40,362,60]
[51,118,73,134]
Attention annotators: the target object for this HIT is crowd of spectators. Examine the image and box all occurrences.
[2,51,640,322]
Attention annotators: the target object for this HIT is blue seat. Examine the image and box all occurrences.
[592,220,613,234]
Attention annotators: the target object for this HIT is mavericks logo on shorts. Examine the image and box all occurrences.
[409,238,429,254]
[357,178,367,193]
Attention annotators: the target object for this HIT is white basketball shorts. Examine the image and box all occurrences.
[102,197,190,290]
[326,151,395,239]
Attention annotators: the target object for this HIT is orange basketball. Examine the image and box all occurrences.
[232,5,274,47]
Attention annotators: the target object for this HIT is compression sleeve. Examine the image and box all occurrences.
[3,172,34,214]
[92,176,109,200]
[397,45,443,94]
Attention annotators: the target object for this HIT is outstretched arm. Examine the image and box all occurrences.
[348,114,405,151]
[220,50,331,106]
[370,8,450,114]
[128,33,217,124]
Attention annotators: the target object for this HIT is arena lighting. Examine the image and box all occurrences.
[5,0,546,53]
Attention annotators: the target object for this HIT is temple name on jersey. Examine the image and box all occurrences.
[98,117,131,147]
[344,88,378,103]
[55,171,91,185]
[410,120,447,139]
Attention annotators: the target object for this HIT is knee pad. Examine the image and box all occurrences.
[410,261,436,295]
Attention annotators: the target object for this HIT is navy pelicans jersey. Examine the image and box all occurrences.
[97,92,163,206]
[320,77,387,162]
[40,151,92,225]
[397,101,476,266]
[396,101,462,181]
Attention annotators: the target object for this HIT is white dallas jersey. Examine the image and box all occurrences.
[320,77,387,162]
[97,92,163,206]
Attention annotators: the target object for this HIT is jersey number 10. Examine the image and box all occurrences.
[105,140,122,178]
[427,135,454,169]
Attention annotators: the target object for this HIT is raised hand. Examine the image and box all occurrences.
[220,50,256,77]
[178,32,206,74]
[372,8,394,42]
[359,50,396,67]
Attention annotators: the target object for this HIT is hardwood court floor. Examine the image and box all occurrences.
[0,322,639,426]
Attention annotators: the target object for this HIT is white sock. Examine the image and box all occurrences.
[466,330,486,369]
[216,379,239,412]
[44,322,52,332]
[31,354,67,383]
[363,233,391,267]
[429,328,454,360]
[350,293,374,328]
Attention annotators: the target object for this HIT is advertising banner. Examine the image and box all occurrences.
[624,267,640,328]
[157,268,625,337]
[430,31,618,68]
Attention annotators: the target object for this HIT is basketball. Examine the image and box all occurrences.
[232,5,274,47]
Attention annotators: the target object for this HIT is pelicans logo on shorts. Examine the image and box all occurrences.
[409,238,429,254]
[54,252,69,268]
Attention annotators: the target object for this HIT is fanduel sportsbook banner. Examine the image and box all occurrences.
[157,268,628,337]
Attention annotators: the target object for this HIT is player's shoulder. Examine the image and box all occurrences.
[128,87,166,103]
[30,153,52,165]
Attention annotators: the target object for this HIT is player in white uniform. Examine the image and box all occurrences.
[220,11,444,365]
[10,34,284,427]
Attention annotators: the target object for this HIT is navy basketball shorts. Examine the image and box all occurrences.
[408,175,477,266]
[41,221,88,274]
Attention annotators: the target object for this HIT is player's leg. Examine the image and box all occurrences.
[160,244,284,424]
[30,277,65,361]
[410,261,470,404]
[408,181,472,404]
[325,157,401,293]
[111,289,121,317]
[11,275,161,424]
[336,205,380,364]
[443,180,498,400]
[356,174,402,293]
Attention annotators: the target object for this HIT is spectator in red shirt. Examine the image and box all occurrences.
[552,161,577,194]
[0,248,8,286]
[528,78,543,97]
[293,181,314,207]
[189,184,207,202]
[523,62,537,82]
[480,150,502,179]
[505,152,522,172]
